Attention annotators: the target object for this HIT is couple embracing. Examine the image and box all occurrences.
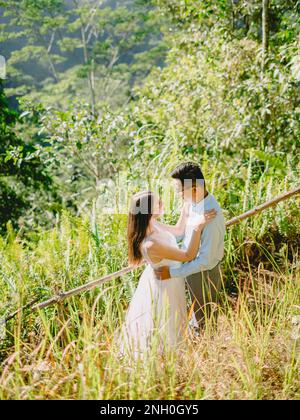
[120,162,225,357]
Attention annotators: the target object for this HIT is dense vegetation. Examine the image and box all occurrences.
[0,0,299,399]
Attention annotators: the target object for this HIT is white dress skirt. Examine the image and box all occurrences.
[119,231,187,358]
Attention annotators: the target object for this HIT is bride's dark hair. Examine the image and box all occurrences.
[127,191,155,266]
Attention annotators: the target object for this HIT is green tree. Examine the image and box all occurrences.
[127,0,300,167]
[0,80,55,233]
[0,0,67,95]
[37,103,131,214]
[0,0,168,110]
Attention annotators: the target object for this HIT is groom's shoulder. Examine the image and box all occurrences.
[208,193,222,210]
[208,194,225,225]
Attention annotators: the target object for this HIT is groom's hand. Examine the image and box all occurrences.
[154,266,171,281]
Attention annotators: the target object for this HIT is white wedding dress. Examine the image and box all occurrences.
[120,231,187,358]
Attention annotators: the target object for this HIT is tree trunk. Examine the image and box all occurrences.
[262,0,269,71]
[81,26,96,115]
[261,0,270,149]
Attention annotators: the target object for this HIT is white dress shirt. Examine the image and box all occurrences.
[169,193,225,278]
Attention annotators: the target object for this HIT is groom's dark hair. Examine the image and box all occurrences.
[171,162,205,189]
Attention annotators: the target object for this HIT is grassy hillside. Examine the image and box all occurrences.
[0,0,299,400]
[0,161,299,399]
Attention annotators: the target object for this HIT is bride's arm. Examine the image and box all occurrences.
[154,203,189,237]
[146,209,217,263]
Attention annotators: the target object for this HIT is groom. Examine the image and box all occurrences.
[155,162,225,328]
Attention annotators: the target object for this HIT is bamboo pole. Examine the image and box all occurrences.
[225,186,300,227]
[32,263,144,311]
[2,186,300,324]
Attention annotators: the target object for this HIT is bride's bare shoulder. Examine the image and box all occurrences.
[142,235,163,263]
[143,233,163,252]
[143,234,159,248]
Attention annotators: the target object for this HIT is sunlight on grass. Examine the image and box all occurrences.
[0,166,299,400]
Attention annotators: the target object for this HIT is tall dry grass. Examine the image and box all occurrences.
[0,163,299,400]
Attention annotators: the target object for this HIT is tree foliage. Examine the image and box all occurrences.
[0,0,299,231]
[0,0,168,110]
[0,80,55,233]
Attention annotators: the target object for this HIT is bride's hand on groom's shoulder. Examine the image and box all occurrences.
[154,266,171,281]
[191,209,217,230]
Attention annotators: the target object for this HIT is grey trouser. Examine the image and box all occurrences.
[186,262,222,327]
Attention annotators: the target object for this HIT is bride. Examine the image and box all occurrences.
[119,191,216,357]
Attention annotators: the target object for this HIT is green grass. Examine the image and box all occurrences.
[0,161,299,400]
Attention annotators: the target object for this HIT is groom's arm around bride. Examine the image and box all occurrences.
[155,162,226,328]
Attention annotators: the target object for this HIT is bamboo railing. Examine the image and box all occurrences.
[2,186,300,325]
